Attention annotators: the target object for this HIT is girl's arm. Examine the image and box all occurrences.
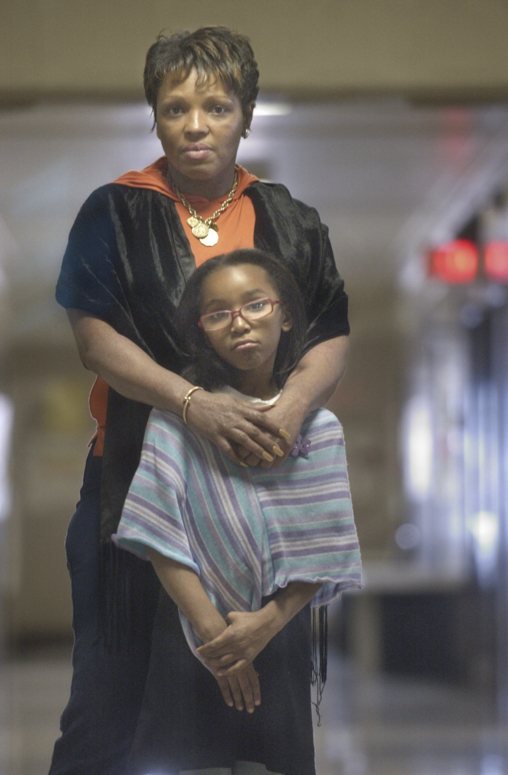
[147,548,261,713]
[196,581,322,675]
[67,309,290,466]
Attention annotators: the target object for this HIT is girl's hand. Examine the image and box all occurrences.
[185,391,290,467]
[214,663,261,713]
[197,609,278,675]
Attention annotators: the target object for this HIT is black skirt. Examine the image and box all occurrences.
[126,590,316,775]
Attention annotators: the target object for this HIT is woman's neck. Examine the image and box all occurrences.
[166,162,236,200]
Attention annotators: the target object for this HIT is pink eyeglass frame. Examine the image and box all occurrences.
[198,297,282,330]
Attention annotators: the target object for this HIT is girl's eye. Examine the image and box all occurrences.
[211,105,228,115]
[208,311,230,322]
[244,299,270,314]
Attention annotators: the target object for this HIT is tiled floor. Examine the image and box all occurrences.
[1,643,507,775]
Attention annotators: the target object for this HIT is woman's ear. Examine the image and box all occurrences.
[243,102,255,137]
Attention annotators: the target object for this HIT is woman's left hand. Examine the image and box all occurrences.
[197,609,278,674]
[236,400,306,468]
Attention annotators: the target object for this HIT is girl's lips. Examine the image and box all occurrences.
[233,341,258,351]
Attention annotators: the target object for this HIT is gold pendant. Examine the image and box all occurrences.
[200,224,219,246]
[192,222,209,239]
[187,216,199,228]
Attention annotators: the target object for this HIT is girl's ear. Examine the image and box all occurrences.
[281,306,293,332]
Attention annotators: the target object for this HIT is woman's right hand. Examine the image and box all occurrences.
[214,664,261,713]
[185,390,289,468]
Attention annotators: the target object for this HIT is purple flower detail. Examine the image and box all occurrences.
[290,434,311,458]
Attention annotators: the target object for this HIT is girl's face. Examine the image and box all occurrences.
[199,264,292,389]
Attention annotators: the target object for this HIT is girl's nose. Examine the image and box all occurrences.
[230,311,250,331]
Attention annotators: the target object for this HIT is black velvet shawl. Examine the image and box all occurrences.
[56,179,349,539]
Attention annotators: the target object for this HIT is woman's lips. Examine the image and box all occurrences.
[182,144,212,160]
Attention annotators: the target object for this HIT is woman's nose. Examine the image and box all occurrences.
[185,109,208,135]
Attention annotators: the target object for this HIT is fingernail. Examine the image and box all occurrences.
[279,428,291,440]
[272,445,284,457]
[262,451,274,462]
[239,462,249,468]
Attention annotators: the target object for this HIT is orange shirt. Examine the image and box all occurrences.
[89,159,258,456]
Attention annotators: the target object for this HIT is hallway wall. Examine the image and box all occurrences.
[1,0,508,104]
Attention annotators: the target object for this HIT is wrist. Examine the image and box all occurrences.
[195,612,227,644]
[258,600,287,637]
[277,387,309,423]
[182,385,205,425]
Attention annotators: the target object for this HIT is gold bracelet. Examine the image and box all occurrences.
[182,386,204,425]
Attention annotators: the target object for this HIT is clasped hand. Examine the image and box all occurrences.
[186,391,303,468]
[199,609,276,675]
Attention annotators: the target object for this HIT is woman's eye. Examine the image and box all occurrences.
[211,105,228,115]
[165,105,184,116]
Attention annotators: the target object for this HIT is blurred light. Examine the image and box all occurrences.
[481,754,504,775]
[484,240,508,282]
[395,523,421,551]
[471,510,498,554]
[255,101,292,116]
[471,510,499,581]
[405,396,432,501]
[428,240,478,283]
[0,394,13,522]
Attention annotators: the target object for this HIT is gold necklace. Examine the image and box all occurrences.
[169,170,238,247]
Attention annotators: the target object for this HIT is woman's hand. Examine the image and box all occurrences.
[236,399,307,468]
[197,609,278,675]
[185,391,290,468]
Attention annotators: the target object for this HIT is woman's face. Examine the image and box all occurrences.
[156,69,249,195]
[199,264,292,388]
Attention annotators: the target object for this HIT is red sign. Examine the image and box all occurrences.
[428,240,478,283]
[484,241,508,282]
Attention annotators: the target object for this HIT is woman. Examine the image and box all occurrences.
[50,26,350,775]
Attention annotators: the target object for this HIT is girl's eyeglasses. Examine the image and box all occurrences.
[199,298,281,332]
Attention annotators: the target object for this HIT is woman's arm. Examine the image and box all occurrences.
[239,335,349,466]
[197,581,322,674]
[147,548,261,713]
[67,309,290,466]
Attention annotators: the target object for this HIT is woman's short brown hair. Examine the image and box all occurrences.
[144,26,259,121]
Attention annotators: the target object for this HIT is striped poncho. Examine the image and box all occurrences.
[114,407,362,656]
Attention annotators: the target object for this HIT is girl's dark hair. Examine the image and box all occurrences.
[176,249,307,392]
[144,26,259,122]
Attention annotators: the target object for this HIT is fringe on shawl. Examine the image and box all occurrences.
[311,606,328,725]
[98,540,159,650]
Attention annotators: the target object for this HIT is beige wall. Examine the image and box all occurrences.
[1,0,508,103]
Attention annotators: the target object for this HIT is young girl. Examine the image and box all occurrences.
[114,249,362,775]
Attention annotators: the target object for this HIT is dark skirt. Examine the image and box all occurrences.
[126,590,316,775]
